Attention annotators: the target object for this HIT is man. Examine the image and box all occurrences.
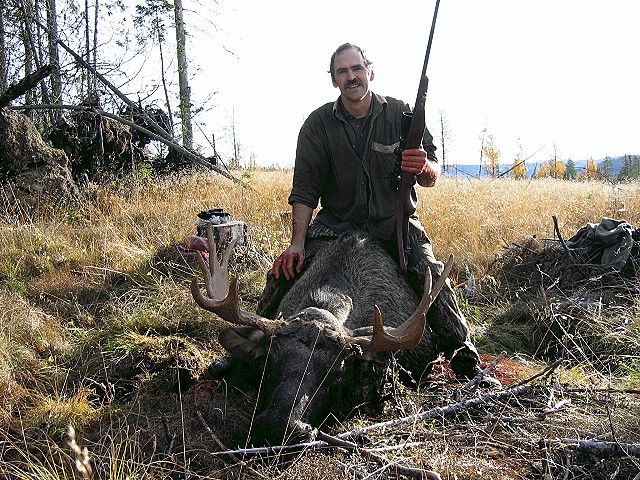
[258,43,482,380]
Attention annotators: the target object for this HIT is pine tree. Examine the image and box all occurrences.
[564,159,577,179]
[600,156,614,179]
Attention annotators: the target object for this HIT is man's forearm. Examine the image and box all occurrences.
[290,203,314,247]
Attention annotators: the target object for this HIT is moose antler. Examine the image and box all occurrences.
[190,225,279,335]
[356,254,455,353]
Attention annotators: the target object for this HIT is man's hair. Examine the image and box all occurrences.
[328,43,372,81]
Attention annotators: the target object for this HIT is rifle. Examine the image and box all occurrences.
[395,0,441,274]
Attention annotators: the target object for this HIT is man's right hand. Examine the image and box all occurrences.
[273,244,305,280]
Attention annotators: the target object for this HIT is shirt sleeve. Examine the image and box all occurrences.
[422,126,438,163]
[288,115,329,209]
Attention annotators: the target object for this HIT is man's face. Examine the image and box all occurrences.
[332,48,374,103]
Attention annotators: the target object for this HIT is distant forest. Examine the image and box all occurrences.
[446,154,640,181]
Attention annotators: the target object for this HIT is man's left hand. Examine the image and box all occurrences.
[401,148,428,174]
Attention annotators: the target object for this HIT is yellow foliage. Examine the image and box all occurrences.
[535,158,565,179]
[511,156,527,179]
[482,136,501,177]
[583,157,599,179]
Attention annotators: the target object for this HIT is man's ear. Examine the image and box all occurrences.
[369,69,375,81]
[332,78,338,88]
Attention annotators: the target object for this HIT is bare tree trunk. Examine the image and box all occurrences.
[478,128,485,176]
[19,0,52,122]
[0,0,7,92]
[92,0,97,94]
[173,0,192,150]
[45,0,61,118]
[157,14,173,135]
[231,106,240,168]
[84,0,90,97]
[20,0,35,114]
[439,110,446,173]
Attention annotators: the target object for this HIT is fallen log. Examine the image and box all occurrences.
[0,65,51,108]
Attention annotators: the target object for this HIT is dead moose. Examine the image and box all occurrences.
[189,230,454,446]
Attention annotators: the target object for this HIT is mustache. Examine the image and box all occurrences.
[346,80,362,87]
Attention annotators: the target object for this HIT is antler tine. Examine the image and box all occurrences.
[190,225,279,334]
[191,276,280,334]
[206,223,217,280]
[221,237,240,273]
[359,254,455,353]
[423,254,454,311]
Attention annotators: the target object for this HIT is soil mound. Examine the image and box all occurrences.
[0,108,78,214]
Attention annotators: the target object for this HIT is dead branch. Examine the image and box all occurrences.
[316,430,442,480]
[456,354,500,398]
[543,438,640,458]
[552,215,575,261]
[562,387,640,396]
[509,359,563,388]
[31,15,171,141]
[0,65,51,108]
[337,384,536,439]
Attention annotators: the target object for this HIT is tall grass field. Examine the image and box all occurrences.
[1,171,639,479]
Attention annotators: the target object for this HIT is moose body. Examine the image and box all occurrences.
[190,232,451,446]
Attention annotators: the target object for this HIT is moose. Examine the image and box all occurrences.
[189,228,455,446]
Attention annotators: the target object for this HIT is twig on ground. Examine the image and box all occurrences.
[197,411,267,479]
[338,384,536,439]
[552,215,576,261]
[563,387,640,396]
[542,438,640,458]
[316,430,442,480]
[509,359,563,389]
[456,355,500,399]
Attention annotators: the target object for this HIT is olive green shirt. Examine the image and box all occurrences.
[288,92,437,241]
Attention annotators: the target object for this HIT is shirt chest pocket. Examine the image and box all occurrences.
[370,141,400,179]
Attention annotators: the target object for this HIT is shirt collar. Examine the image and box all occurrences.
[333,92,387,121]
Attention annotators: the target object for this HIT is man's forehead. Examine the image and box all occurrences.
[334,48,365,68]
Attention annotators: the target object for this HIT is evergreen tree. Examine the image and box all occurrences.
[600,156,614,179]
[564,159,577,179]
[620,154,640,180]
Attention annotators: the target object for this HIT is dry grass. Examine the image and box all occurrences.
[418,177,640,273]
[1,170,639,479]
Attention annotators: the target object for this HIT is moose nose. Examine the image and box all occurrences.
[251,413,314,446]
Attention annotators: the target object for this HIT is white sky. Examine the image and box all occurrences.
[184,0,640,168]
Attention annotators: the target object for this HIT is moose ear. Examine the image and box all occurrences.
[219,326,266,360]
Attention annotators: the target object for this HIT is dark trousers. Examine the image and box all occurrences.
[256,222,480,378]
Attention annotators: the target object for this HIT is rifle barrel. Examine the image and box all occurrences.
[421,0,441,78]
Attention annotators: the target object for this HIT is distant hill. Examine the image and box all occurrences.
[444,155,637,178]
